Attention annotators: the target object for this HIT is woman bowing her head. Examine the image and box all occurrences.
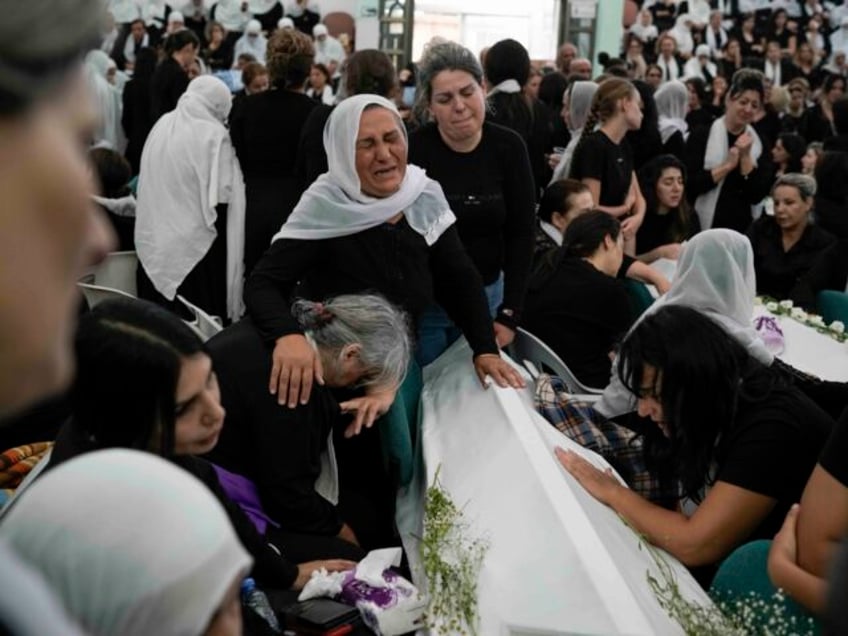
[245,93,524,422]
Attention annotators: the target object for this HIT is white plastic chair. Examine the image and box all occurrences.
[88,251,138,297]
[507,327,603,395]
[177,295,223,342]
[78,282,135,309]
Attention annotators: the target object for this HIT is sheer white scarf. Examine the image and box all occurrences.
[694,115,762,229]
[655,80,690,144]
[552,80,598,183]
[274,94,455,245]
[595,229,774,417]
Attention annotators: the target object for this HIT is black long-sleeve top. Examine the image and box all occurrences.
[523,257,632,388]
[790,238,848,310]
[407,122,536,322]
[47,420,299,589]
[685,124,774,233]
[243,218,498,357]
[205,318,343,536]
[150,57,189,120]
[230,88,317,179]
[748,216,837,300]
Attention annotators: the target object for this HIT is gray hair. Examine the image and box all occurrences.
[0,0,106,115]
[772,172,817,200]
[413,40,483,124]
[292,294,411,389]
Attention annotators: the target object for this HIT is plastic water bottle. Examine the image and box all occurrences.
[241,577,281,633]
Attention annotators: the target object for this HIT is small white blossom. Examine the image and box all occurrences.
[766,302,779,312]
[809,314,825,327]
[790,307,808,321]
[779,300,794,309]
[831,321,845,334]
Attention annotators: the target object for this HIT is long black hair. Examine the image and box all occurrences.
[71,298,206,457]
[485,38,535,139]
[638,154,696,242]
[777,133,807,174]
[617,305,775,501]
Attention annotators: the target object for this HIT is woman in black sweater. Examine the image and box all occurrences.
[406,41,536,365]
[230,27,318,274]
[523,211,632,389]
[48,299,360,594]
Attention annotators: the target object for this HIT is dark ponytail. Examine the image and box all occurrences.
[562,209,621,258]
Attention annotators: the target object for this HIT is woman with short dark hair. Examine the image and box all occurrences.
[524,211,631,388]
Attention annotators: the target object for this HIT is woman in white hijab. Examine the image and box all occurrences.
[551,80,598,183]
[0,449,252,636]
[245,93,524,412]
[595,228,774,418]
[233,19,268,66]
[654,79,689,159]
[670,14,696,58]
[85,50,126,151]
[136,75,246,320]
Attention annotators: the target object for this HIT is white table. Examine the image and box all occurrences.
[410,339,713,635]
[647,259,848,383]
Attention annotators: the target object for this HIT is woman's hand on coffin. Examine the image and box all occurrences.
[555,447,623,505]
[473,354,526,389]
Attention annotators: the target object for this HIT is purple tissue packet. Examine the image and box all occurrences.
[338,569,414,609]
[753,315,785,355]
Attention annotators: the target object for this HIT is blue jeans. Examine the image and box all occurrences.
[415,274,503,366]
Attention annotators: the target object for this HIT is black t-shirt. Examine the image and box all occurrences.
[820,407,848,488]
[790,238,848,309]
[715,383,833,540]
[408,121,536,314]
[149,57,189,120]
[747,215,837,299]
[523,257,631,388]
[569,130,633,207]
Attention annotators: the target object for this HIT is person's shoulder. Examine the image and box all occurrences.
[806,222,837,247]
[482,120,527,148]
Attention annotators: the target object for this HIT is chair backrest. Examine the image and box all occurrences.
[817,290,848,325]
[177,295,223,342]
[506,327,602,394]
[78,283,135,309]
[90,251,138,297]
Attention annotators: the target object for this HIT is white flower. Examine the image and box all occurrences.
[831,321,845,334]
[809,314,825,327]
[766,302,779,312]
[790,307,808,321]
[779,300,794,309]
[754,296,763,306]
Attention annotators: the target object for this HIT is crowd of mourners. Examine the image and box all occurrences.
[2,0,848,634]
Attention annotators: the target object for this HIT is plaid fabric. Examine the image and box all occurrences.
[535,374,679,509]
[0,442,53,490]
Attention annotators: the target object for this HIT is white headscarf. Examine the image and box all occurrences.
[0,449,252,636]
[136,75,247,319]
[694,115,762,229]
[552,80,598,183]
[274,94,455,245]
[215,0,250,31]
[85,50,126,152]
[655,80,689,144]
[595,229,774,417]
[671,14,695,56]
[233,19,268,65]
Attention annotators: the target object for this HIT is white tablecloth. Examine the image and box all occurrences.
[412,340,713,635]
[753,306,848,382]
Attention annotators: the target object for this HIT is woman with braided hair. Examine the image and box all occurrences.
[568,77,647,255]
[230,26,318,274]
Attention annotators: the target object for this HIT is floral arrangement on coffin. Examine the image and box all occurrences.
[756,297,847,344]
